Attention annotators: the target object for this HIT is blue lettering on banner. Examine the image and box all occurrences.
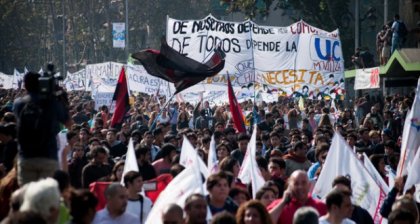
[311,37,341,61]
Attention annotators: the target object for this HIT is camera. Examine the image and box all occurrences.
[38,63,64,100]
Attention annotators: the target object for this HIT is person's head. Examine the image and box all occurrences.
[161,203,184,224]
[388,209,416,224]
[394,14,400,20]
[236,200,273,224]
[290,141,307,157]
[269,132,281,147]
[211,211,236,224]
[331,175,353,194]
[104,183,128,216]
[214,122,225,132]
[219,156,240,178]
[268,158,286,178]
[135,144,151,163]
[20,178,61,224]
[206,171,230,203]
[229,188,250,206]
[384,140,397,156]
[292,206,319,224]
[391,195,419,223]
[370,154,386,174]
[315,143,330,165]
[23,72,40,93]
[288,170,311,202]
[255,187,276,207]
[346,133,357,147]
[123,171,143,193]
[143,131,154,145]
[369,130,381,144]
[216,143,230,161]
[90,146,108,164]
[106,128,118,143]
[325,189,353,220]
[70,189,98,223]
[72,142,85,159]
[160,143,178,162]
[184,193,207,224]
[237,133,250,152]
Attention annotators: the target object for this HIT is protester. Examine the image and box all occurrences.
[236,200,273,224]
[319,189,354,224]
[161,203,184,224]
[81,146,112,188]
[184,193,208,224]
[123,171,153,224]
[19,178,61,224]
[13,72,72,186]
[206,171,238,215]
[92,182,139,223]
[293,207,319,224]
[69,189,98,224]
[268,170,327,224]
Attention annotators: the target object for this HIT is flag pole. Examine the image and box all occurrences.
[149,93,176,131]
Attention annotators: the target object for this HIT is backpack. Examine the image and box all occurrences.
[18,96,53,156]
[397,21,408,37]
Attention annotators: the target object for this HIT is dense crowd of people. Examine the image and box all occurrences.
[0,71,419,224]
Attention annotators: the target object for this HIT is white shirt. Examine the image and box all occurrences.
[319,217,356,224]
[126,195,153,224]
[92,207,140,224]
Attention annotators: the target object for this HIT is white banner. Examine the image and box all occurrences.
[63,69,86,91]
[354,67,380,90]
[86,62,124,93]
[126,65,174,98]
[0,72,13,89]
[112,22,126,48]
[167,15,345,98]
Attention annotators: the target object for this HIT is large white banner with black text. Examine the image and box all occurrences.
[167,15,345,99]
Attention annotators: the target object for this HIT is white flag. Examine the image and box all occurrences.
[312,133,387,223]
[397,79,420,176]
[121,138,139,186]
[12,69,23,90]
[145,166,204,224]
[363,153,390,193]
[180,136,209,178]
[207,135,218,174]
[403,145,420,193]
[238,125,265,198]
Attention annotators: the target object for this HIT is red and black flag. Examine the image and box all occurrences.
[110,67,130,128]
[227,74,246,133]
[132,39,225,94]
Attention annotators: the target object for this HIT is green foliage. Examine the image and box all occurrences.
[0,0,211,74]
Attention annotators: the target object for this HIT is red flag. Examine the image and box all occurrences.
[110,67,129,127]
[132,39,225,94]
[227,75,246,133]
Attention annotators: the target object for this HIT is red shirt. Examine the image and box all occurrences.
[267,196,327,224]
